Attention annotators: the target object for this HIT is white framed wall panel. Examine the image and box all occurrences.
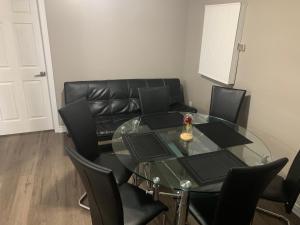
[198,2,241,84]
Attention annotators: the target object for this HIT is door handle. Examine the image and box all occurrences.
[34,71,46,77]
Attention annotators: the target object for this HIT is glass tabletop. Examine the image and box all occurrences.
[112,112,272,193]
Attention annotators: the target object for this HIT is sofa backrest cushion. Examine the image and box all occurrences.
[64,79,183,117]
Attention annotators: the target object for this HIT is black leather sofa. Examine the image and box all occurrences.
[64,78,197,140]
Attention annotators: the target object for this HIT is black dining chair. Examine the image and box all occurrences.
[59,99,132,209]
[189,158,288,225]
[65,146,168,225]
[257,150,300,225]
[138,86,170,115]
[209,86,246,123]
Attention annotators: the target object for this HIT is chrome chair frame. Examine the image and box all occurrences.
[78,192,90,210]
[256,206,290,225]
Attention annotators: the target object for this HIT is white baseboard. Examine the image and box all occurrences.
[293,202,300,218]
[55,125,66,133]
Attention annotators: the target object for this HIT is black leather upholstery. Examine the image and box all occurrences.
[138,86,170,114]
[120,183,167,225]
[209,86,246,123]
[169,103,196,113]
[262,150,300,213]
[58,99,131,184]
[65,146,167,225]
[58,99,99,160]
[261,175,287,202]
[95,113,140,138]
[189,158,288,225]
[189,193,219,225]
[64,79,197,139]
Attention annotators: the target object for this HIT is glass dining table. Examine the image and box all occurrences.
[111,112,272,225]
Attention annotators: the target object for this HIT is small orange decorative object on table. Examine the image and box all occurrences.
[180,113,193,141]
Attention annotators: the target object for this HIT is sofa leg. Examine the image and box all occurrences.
[143,163,151,189]
[132,174,139,186]
[79,192,90,210]
[256,207,290,225]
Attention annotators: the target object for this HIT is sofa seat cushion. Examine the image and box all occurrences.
[96,113,139,139]
[95,104,197,140]
[169,103,197,113]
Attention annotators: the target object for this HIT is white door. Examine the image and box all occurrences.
[0,0,53,135]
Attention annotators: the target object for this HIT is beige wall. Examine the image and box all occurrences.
[183,0,300,168]
[45,0,188,110]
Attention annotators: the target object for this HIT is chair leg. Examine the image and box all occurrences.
[78,192,90,210]
[256,207,290,225]
[162,212,166,225]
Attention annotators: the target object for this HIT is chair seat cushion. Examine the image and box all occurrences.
[189,192,220,225]
[261,175,288,202]
[93,151,132,185]
[95,113,139,139]
[120,183,168,225]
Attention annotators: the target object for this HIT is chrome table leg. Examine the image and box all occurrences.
[176,180,192,225]
[152,177,160,201]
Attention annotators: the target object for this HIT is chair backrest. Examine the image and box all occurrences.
[65,146,124,225]
[209,86,246,123]
[284,150,300,213]
[213,158,288,225]
[138,86,170,115]
[58,99,98,160]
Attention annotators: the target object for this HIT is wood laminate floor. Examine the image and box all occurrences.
[0,131,299,225]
